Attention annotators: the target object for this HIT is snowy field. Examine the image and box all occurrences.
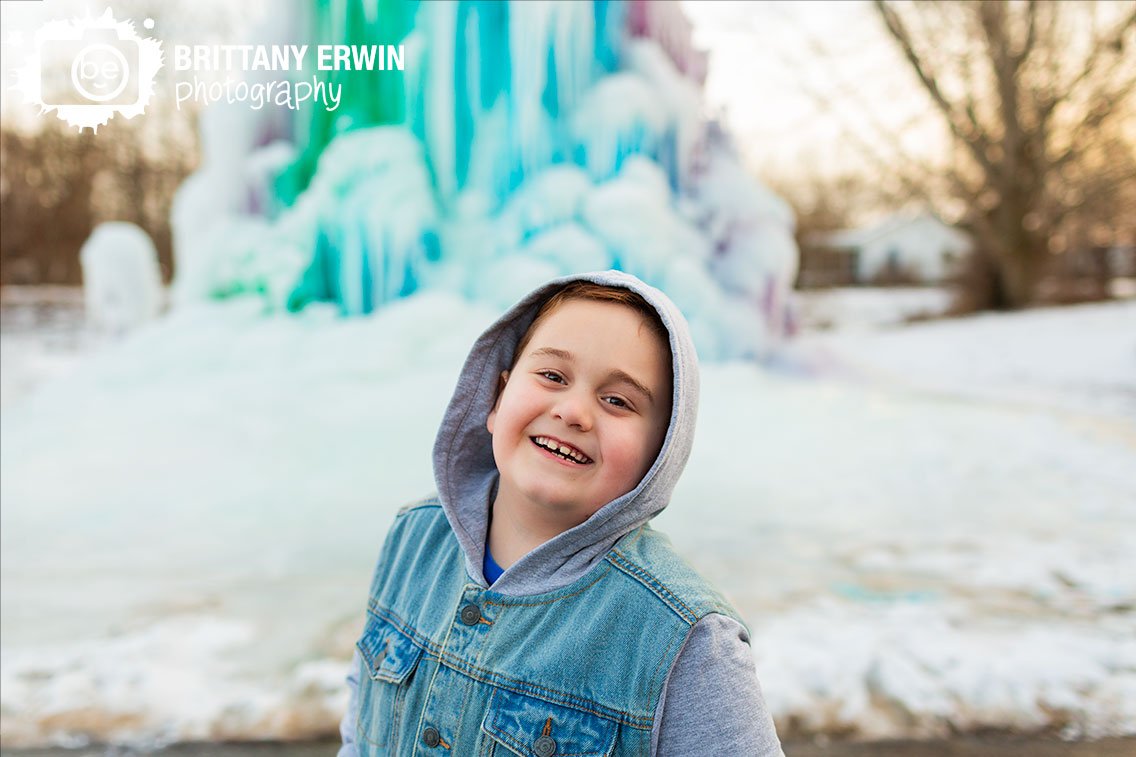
[1,287,1134,748]
[793,286,955,332]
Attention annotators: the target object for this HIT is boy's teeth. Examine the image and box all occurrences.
[534,436,590,463]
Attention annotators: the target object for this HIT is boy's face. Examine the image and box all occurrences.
[487,299,672,524]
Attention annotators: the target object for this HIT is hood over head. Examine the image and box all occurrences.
[433,270,700,595]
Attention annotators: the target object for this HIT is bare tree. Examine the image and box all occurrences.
[872,0,1136,308]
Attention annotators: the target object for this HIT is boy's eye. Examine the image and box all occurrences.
[537,370,565,384]
[603,396,631,409]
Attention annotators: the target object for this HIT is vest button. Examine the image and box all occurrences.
[534,735,557,757]
[422,727,441,747]
[460,603,482,625]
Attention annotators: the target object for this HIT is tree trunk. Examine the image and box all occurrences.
[989,221,1047,309]
[995,245,1044,309]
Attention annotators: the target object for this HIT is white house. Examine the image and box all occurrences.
[814,211,974,284]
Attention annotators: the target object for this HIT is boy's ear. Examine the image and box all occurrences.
[486,370,509,433]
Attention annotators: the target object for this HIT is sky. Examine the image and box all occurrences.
[680,1,946,182]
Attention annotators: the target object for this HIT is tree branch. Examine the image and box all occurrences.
[1048,5,1135,118]
[873,0,999,179]
[1015,0,1039,66]
[1049,72,1136,173]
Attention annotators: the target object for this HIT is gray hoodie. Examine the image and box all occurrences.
[341,270,783,755]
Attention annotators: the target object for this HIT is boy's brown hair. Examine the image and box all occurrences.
[511,281,671,369]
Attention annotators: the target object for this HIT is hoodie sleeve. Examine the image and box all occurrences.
[651,613,784,757]
[337,648,362,757]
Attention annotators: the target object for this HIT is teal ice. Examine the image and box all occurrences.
[170,0,800,361]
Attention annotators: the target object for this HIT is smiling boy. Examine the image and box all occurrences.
[341,271,783,756]
[485,292,672,569]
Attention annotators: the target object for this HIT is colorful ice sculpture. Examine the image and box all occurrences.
[170,0,799,360]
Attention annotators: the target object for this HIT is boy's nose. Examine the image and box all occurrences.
[552,391,592,431]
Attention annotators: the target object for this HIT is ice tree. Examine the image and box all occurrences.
[171,0,799,360]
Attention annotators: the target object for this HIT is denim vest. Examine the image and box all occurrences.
[354,499,746,756]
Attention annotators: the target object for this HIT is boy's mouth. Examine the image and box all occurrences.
[531,436,593,465]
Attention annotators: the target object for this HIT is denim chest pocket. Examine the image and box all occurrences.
[355,613,425,751]
[481,687,619,757]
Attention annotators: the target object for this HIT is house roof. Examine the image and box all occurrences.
[808,210,970,252]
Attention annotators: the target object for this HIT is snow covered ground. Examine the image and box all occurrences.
[793,286,956,332]
[793,294,1136,419]
[0,287,97,410]
[1,287,1134,747]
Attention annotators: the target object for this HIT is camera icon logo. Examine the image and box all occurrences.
[41,28,140,106]
[12,9,163,132]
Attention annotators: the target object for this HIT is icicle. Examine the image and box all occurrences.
[571,72,667,181]
[508,1,557,183]
[276,0,416,205]
[423,0,458,203]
